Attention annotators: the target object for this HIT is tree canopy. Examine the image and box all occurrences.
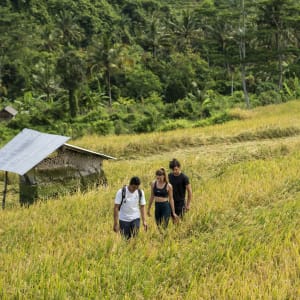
[1,0,300,139]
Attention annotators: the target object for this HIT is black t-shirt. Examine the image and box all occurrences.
[168,172,190,204]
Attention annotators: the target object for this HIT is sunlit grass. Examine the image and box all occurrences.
[73,100,300,159]
[0,100,300,299]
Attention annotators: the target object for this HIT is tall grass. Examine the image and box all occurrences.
[0,101,300,299]
[73,100,300,159]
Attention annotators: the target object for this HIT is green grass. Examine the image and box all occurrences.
[1,100,300,299]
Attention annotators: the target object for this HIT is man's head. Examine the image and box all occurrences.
[169,158,181,176]
[129,176,141,191]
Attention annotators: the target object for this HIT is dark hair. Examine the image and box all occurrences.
[129,176,141,186]
[155,167,168,183]
[169,158,181,170]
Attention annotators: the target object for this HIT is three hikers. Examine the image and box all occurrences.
[113,159,193,238]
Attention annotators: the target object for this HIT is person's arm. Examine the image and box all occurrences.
[185,183,192,211]
[113,204,120,232]
[168,184,178,220]
[140,205,147,231]
[147,182,155,217]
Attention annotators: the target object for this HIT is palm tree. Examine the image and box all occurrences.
[256,0,298,91]
[168,10,201,53]
[88,35,124,107]
[54,10,83,48]
[56,50,86,118]
[139,13,171,58]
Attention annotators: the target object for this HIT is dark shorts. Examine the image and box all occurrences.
[155,201,171,228]
[175,201,185,217]
[119,218,140,239]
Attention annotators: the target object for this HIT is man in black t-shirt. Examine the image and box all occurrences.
[168,158,193,217]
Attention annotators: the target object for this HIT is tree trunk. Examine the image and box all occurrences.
[277,33,283,91]
[106,70,112,107]
[239,0,250,109]
[278,53,283,90]
[241,64,250,108]
[231,72,234,96]
[69,88,78,118]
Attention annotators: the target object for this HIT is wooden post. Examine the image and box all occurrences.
[2,171,8,209]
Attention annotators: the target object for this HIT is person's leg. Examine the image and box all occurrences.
[119,220,132,239]
[175,201,185,218]
[130,218,140,238]
[155,202,163,226]
[155,202,171,228]
[160,202,171,228]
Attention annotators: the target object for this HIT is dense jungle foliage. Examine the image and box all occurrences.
[1,0,300,142]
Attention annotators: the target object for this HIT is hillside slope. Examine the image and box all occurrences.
[0,101,300,299]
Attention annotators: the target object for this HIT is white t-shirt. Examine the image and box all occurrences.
[115,186,146,222]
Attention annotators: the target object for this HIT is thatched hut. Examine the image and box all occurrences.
[0,106,18,121]
[0,128,115,206]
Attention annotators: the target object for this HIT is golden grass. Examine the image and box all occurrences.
[1,100,300,299]
[72,100,300,159]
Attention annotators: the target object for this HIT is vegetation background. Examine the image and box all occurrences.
[1,0,300,142]
[0,100,300,299]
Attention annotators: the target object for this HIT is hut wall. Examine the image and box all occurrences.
[19,169,37,205]
[0,111,13,121]
[20,149,106,204]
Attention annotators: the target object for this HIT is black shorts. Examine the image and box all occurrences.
[119,218,140,239]
[175,202,185,217]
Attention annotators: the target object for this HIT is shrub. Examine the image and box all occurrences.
[7,113,31,130]
[258,90,282,106]
[114,120,130,135]
[283,77,300,100]
[201,90,224,117]
[124,69,162,100]
[194,111,235,127]
[0,126,17,146]
[165,81,187,103]
[166,98,202,120]
[255,81,278,94]
[226,91,245,107]
[157,119,192,131]
[92,119,114,135]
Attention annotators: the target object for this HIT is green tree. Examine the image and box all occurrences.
[164,51,208,102]
[255,0,300,90]
[54,10,84,48]
[168,10,201,53]
[125,68,162,100]
[238,0,250,108]
[56,50,86,118]
[88,35,124,107]
[139,13,171,58]
[0,6,42,99]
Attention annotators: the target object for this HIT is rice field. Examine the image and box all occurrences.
[0,100,300,299]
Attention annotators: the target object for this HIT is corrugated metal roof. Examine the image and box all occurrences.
[0,128,70,175]
[63,143,116,160]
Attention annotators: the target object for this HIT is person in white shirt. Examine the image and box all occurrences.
[113,176,147,239]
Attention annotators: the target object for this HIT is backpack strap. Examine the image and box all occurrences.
[119,186,143,210]
[119,185,126,211]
